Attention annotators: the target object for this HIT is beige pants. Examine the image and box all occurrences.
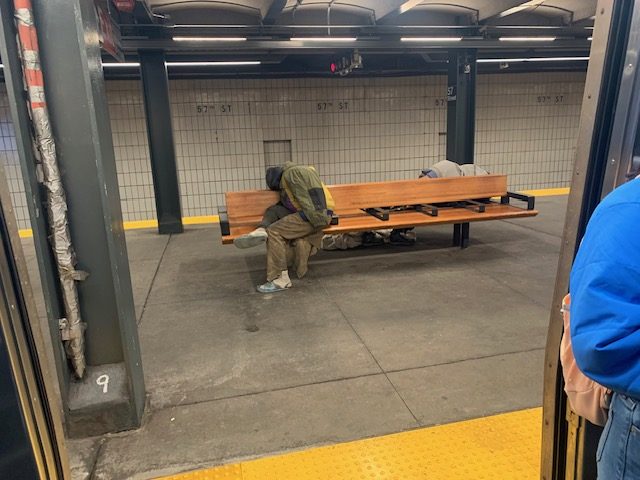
[266,213,322,281]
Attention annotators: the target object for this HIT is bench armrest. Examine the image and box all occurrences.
[218,208,230,236]
[501,192,535,210]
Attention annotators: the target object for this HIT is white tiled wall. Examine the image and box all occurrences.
[0,86,28,229]
[1,71,585,228]
[166,75,449,216]
[107,81,156,221]
[476,71,584,190]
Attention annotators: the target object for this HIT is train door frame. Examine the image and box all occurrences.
[0,141,68,477]
[541,0,640,479]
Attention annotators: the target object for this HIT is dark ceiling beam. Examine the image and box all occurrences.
[263,0,287,25]
[98,62,587,80]
[121,24,481,39]
[133,0,160,24]
[120,23,592,38]
[95,49,588,80]
[122,37,590,53]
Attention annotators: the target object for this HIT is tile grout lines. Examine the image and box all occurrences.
[88,439,106,480]
[136,235,171,327]
[146,348,546,413]
[317,278,422,426]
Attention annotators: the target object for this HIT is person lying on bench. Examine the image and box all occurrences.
[234,162,335,293]
[321,160,490,249]
[391,160,490,245]
[419,160,489,179]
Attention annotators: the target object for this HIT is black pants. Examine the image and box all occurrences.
[259,203,292,229]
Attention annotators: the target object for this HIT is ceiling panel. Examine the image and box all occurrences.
[149,0,271,23]
[147,0,597,27]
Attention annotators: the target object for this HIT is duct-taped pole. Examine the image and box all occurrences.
[13,0,87,378]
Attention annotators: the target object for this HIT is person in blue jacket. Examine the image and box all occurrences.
[570,175,640,479]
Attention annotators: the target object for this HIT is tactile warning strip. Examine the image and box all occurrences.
[160,407,541,480]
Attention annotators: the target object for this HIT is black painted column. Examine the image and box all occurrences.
[446,50,477,165]
[31,0,145,436]
[447,50,477,249]
[139,51,184,234]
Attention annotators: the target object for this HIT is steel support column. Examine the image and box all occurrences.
[446,50,477,165]
[30,0,145,436]
[139,51,184,234]
[446,50,476,248]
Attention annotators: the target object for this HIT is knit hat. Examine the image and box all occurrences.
[266,166,284,191]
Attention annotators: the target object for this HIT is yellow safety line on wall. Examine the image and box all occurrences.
[521,187,570,196]
[17,215,221,238]
[16,187,569,239]
[159,407,542,480]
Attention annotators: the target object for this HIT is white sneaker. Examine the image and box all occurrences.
[257,270,292,293]
[234,227,268,249]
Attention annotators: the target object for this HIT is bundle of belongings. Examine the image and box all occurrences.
[321,160,489,250]
[322,227,418,250]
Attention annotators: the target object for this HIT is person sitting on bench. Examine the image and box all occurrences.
[234,162,335,293]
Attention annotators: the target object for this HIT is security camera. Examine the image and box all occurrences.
[330,51,363,76]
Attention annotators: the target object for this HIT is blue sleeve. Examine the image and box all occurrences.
[570,200,640,398]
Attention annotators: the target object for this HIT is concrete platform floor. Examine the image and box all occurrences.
[22,195,567,480]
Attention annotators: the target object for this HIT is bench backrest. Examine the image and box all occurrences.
[225,174,509,222]
[329,175,507,214]
[226,190,280,224]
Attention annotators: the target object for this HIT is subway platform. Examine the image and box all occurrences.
[21,195,566,479]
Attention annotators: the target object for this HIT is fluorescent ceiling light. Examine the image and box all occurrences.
[101,61,260,68]
[292,37,357,42]
[168,61,260,66]
[499,36,556,42]
[102,62,141,67]
[401,37,462,42]
[477,56,589,63]
[173,36,247,42]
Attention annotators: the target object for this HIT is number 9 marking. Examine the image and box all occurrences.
[96,374,110,394]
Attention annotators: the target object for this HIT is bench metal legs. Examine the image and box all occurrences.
[219,208,230,236]
[453,223,470,249]
[461,223,470,249]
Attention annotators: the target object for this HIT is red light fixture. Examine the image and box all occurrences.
[114,0,135,13]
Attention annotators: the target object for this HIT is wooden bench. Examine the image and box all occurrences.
[219,174,538,248]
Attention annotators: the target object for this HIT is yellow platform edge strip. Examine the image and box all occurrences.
[16,188,569,239]
[160,407,542,480]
